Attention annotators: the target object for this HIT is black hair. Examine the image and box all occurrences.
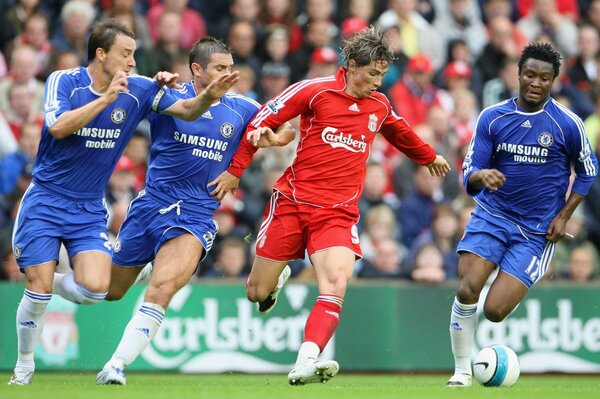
[518,42,562,78]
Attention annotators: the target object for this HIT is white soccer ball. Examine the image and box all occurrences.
[473,345,520,387]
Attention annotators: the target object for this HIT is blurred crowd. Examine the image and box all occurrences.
[0,0,599,284]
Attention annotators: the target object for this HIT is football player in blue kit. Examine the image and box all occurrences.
[95,37,293,385]
[9,20,239,385]
[446,42,598,387]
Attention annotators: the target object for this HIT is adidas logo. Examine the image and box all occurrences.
[348,103,360,112]
[202,111,212,119]
[521,120,532,128]
[20,321,37,328]
[136,327,150,337]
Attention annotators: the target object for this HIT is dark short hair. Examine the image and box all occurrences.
[87,19,135,62]
[188,37,231,70]
[340,25,395,67]
[518,42,562,78]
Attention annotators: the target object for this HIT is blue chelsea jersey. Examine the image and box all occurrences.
[33,67,178,200]
[463,98,598,234]
[145,81,260,215]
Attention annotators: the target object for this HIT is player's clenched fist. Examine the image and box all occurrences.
[104,71,129,103]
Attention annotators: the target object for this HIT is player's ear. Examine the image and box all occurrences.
[348,59,356,72]
[191,63,203,77]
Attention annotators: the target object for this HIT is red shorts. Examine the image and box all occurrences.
[255,192,362,261]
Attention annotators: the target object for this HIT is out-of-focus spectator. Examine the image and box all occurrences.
[389,53,446,126]
[5,81,43,140]
[476,15,521,83]
[357,237,405,278]
[51,0,97,65]
[0,0,43,52]
[398,165,445,248]
[103,0,152,50]
[482,55,519,108]
[379,24,408,95]
[340,17,369,42]
[410,242,446,283]
[443,61,472,95]
[567,24,600,94]
[257,61,291,103]
[147,0,207,50]
[123,131,149,193]
[0,112,18,157]
[584,87,600,154]
[46,49,80,76]
[359,162,399,226]
[201,236,249,278]
[228,20,262,80]
[261,25,292,65]
[0,121,40,195]
[8,13,53,79]
[288,19,335,82]
[212,0,263,42]
[450,88,478,147]
[407,202,460,278]
[515,0,579,21]
[170,54,193,83]
[564,243,599,283]
[136,11,186,77]
[258,0,303,53]
[343,0,375,24]
[481,0,518,23]
[358,204,401,263]
[0,45,45,118]
[517,0,578,58]
[296,0,338,40]
[550,58,594,120]
[106,155,137,235]
[230,64,258,100]
[433,0,487,61]
[377,0,444,69]
[306,46,338,79]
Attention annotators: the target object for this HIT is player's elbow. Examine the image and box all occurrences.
[48,124,69,140]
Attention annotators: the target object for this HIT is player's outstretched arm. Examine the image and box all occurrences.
[164,72,240,121]
[426,155,451,177]
[48,71,128,140]
[248,122,296,147]
[208,171,240,202]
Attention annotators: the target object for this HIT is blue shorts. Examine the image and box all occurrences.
[112,190,218,267]
[12,183,112,269]
[457,210,555,288]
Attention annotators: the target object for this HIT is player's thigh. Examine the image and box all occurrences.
[71,251,112,292]
[310,247,355,297]
[108,263,146,299]
[150,233,204,294]
[456,251,497,303]
[484,270,529,322]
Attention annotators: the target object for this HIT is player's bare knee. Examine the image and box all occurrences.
[456,281,481,304]
[322,274,348,297]
[246,284,268,303]
[105,288,125,301]
[483,305,508,323]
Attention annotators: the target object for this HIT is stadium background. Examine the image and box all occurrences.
[0,0,600,374]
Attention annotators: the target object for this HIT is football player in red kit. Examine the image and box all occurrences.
[209,26,450,385]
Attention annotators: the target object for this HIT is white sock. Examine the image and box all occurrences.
[53,273,107,305]
[295,341,320,366]
[449,297,478,376]
[110,302,164,367]
[15,290,51,371]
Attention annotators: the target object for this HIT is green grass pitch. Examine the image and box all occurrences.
[1,373,599,399]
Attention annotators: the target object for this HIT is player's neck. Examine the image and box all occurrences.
[194,79,221,104]
[87,63,111,93]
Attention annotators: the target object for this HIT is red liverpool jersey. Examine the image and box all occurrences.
[228,67,436,207]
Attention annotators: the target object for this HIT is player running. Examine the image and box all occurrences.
[9,20,237,385]
[446,42,598,387]
[95,37,292,385]
[209,26,450,385]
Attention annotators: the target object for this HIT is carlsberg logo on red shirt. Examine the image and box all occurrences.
[321,127,367,152]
